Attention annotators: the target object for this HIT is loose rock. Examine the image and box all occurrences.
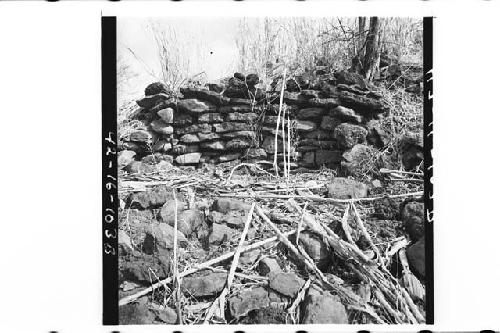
[327,177,368,199]
[269,272,305,298]
[181,271,227,297]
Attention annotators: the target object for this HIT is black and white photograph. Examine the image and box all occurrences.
[110,16,432,325]
[4,1,500,332]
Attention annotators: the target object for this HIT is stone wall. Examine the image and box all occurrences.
[118,70,397,172]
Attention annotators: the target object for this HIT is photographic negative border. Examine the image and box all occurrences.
[102,16,118,326]
[423,16,434,325]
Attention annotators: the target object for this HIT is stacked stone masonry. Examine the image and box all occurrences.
[119,70,405,171]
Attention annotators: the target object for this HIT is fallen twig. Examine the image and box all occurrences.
[172,189,182,324]
[203,203,256,323]
[273,68,287,176]
[380,168,423,177]
[219,191,424,204]
[287,278,312,324]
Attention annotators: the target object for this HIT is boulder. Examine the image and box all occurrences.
[407,237,425,279]
[399,133,424,170]
[226,112,258,122]
[229,98,254,105]
[206,82,225,93]
[330,106,362,124]
[198,132,222,141]
[129,130,152,143]
[208,223,235,245]
[119,302,156,325]
[218,153,241,163]
[177,98,216,114]
[157,107,174,123]
[136,93,169,109]
[320,116,342,131]
[222,131,256,139]
[141,153,173,165]
[262,136,293,154]
[213,198,251,213]
[124,161,155,175]
[226,138,252,150]
[201,141,226,151]
[327,177,368,199]
[198,112,224,123]
[263,115,281,126]
[159,200,187,222]
[179,134,200,144]
[118,150,136,169]
[337,90,390,115]
[175,152,202,165]
[401,201,425,242]
[309,97,339,108]
[213,122,253,133]
[299,89,320,99]
[181,271,227,297]
[150,119,173,135]
[334,70,368,87]
[301,288,348,324]
[366,120,391,148]
[341,144,378,175]
[298,231,331,268]
[172,144,199,155]
[219,105,254,114]
[152,140,172,153]
[258,257,282,276]
[120,209,153,226]
[173,113,193,126]
[246,148,267,160]
[175,209,204,236]
[245,73,259,87]
[333,123,368,149]
[176,123,212,135]
[119,141,144,154]
[145,82,169,96]
[156,160,174,171]
[119,249,171,284]
[297,107,325,120]
[239,249,260,266]
[228,287,271,318]
[143,222,188,251]
[268,91,306,106]
[154,306,178,324]
[209,211,247,229]
[269,272,305,298]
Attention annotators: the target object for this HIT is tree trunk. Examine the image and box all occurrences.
[357,17,366,58]
[362,17,380,81]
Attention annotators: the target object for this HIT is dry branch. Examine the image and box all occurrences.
[204,203,256,323]
[172,189,182,324]
[273,68,287,176]
[219,191,424,205]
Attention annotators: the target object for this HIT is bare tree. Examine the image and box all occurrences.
[361,17,381,81]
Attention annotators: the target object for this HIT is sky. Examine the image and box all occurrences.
[117,17,242,102]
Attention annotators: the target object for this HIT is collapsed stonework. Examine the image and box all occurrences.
[118,70,424,173]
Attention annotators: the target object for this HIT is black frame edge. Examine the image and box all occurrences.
[423,16,434,325]
[102,16,119,326]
